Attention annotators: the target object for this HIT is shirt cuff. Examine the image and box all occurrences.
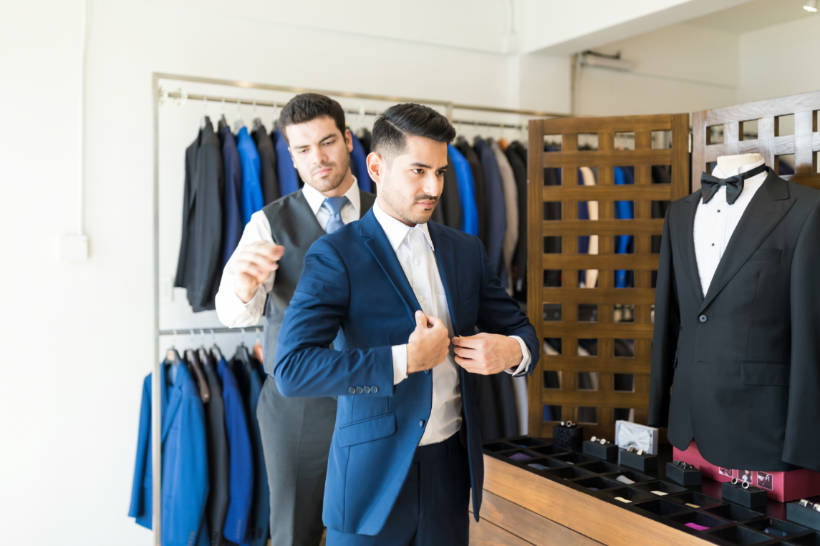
[391,344,408,385]
[215,285,266,327]
[504,335,531,376]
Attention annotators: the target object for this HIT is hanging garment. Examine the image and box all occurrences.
[492,139,519,293]
[219,120,243,268]
[455,138,487,244]
[505,142,528,300]
[272,128,300,196]
[129,359,209,546]
[236,126,264,225]
[349,131,372,192]
[200,353,229,546]
[231,350,269,546]
[474,137,507,283]
[174,117,224,312]
[217,357,254,543]
[437,152,462,230]
[447,144,479,236]
[580,167,599,288]
[614,166,635,288]
[251,121,280,205]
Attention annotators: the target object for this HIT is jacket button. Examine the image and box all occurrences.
[348,386,356,394]
[372,385,379,394]
[363,386,371,394]
[355,386,364,394]
[698,314,708,323]
[418,419,425,428]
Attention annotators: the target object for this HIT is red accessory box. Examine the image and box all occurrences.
[674,442,820,502]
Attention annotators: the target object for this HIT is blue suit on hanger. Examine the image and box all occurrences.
[236,127,264,225]
[614,166,635,288]
[349,132,372,192]
[273,128,300,196]
[274,210,538,537]
[448,144,479,236]
[129,360,209,546]
[218,357,254,543]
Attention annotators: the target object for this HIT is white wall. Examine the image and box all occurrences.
[737,14,820,103]
[1,1,569,545]
[574,22,739,116]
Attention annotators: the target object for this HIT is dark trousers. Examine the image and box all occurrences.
[326,432,470,546]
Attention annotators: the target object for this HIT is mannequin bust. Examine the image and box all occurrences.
[714,152,764,174]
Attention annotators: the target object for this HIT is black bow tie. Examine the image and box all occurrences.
[700,163,768,205]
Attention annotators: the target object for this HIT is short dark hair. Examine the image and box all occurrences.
[372,103,455,157]
[278,93,346,143]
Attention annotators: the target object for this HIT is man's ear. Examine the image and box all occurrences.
[344,128,354,153]
[366,152,384,184]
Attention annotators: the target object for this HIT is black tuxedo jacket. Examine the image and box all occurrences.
[649,171,820,471]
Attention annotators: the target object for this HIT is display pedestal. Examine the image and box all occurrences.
[674,442,820,503]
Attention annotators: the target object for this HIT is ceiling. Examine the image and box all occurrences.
[685,0,815,34]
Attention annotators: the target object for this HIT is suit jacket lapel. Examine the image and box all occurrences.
[428,222,459,331]
[674,193,705,303]
[358,210,421,315]
[699,172,793,313]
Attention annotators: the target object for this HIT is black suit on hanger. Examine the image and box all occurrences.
[200,352,229,546]
[505,142,528,300]
[252,123,280,205]
[649,171,820,471]
[174,118,224,311]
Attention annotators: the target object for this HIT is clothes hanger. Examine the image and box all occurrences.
[233,98,245,133]
[209,328,224,361]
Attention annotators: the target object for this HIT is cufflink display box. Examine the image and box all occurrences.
[745,516,815,541]
[787,501,820,531]
[666,461,703,487]
[721,481,768,510]
[618,448,658,474]
[583,440,619,462]
[552,424,583,452]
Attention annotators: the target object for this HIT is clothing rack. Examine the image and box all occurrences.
[158,325,263,337]
[150,71,561,546]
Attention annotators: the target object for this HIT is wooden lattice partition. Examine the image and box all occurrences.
[526,114,690,440]
[693,91,820,191]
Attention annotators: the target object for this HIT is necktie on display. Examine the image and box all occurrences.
[699,163,768,205]
[323,196,349,233]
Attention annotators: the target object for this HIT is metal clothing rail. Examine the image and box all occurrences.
[158,325,263,336]
[151,71,559,546]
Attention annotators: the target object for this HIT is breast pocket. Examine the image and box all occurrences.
[749,248,782,263]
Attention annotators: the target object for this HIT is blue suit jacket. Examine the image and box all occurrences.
[273,129,300,196]
[217,358,254,543]
[614,166,635,288]
[349,132,372,192]
[236,127,264,225]
[274,210,538,535]
[220,124,243,268]
[448,144,479,236]
[129,361,209,546]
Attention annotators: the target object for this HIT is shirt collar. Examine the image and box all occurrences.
[301,176,361,216]
[372,200,434,252]
[711,158,767,186]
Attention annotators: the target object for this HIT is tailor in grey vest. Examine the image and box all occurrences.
[260,188,375,375]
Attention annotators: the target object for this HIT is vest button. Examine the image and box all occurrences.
[698,314,708,323]
[372,385,379,394]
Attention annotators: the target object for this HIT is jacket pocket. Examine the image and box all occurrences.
[741,361,788,386]
[336,412,396,447]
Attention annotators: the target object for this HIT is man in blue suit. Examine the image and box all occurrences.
[275,103,538,545]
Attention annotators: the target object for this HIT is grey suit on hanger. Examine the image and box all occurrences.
[255,189,375,546]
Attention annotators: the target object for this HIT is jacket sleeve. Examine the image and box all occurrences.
[166,390,210,544]
[784,202,820,470]
[274,238,394,397]
[648,211,680,427]
[475,237,539,373]
[128,375,152,525]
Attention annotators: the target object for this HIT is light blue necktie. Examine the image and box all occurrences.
[323,196,349,233]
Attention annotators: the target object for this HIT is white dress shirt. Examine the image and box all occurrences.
[215,179,361,327]
[372,202,531,446]
[693,160,767,296]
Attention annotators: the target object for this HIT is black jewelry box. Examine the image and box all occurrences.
[665,461,702,487]
[582,440,618,462]
[786,501,820,531]
[618,448,658,474]
[721,481,768,510]
[553,424,583,452]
